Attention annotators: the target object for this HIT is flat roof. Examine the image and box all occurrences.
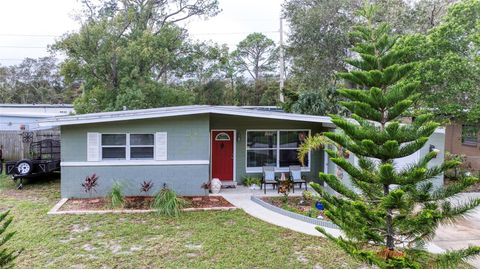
[38,105,333,127]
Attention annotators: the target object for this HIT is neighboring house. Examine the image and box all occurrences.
[445,123,480,171]
[38,105,446,198]
[0,104,74,160]
[0,103,74,131]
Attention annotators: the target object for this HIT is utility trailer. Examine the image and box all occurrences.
[5,138,60,189]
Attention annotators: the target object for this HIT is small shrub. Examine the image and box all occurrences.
[444,152,472,180]
[140,180,154,195]
[243,176,261,186]
[108,182,124,209]
[278,179,292,204]
[152,184,186,217]
[0,211,22,268]
[81,174,99,196]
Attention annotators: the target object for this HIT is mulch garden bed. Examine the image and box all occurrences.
[59,196,234,212]
[261,196,329,220]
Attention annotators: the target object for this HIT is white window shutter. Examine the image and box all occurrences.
[87,132,101,161]
[155,132,167,160]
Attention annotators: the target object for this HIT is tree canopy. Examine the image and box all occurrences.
[53,0,220,113]
[397,0,480,123]
[309,4,480,267]
[282,0,458,116]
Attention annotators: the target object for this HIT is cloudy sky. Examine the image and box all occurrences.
[0,0,284,66]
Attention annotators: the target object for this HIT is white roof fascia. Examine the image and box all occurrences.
[38,106,333,127]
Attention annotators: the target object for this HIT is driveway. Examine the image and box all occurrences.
[432,193,480,268]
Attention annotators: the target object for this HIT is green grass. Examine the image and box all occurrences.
[0,174,363,268]
[0,174,474,269]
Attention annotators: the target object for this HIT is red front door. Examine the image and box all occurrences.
[211,131,234,181]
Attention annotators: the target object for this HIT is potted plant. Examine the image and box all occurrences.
[243,176,261,190]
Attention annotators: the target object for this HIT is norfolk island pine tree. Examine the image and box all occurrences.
[307,4,480,269]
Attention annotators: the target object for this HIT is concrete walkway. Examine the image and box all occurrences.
[432,192,480,268]
[220,186,341,237]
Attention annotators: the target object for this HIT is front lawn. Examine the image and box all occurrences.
[0,174,362,269]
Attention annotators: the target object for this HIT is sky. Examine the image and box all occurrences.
[0,0,285,66]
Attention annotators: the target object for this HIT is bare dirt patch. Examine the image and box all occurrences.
[59,196,234,211]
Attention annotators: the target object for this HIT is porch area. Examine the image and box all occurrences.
[215,184,312,197]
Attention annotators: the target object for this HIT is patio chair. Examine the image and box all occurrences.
[262,166,277,194]
[289,165,307,193]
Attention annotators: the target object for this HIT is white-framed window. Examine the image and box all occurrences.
[246,130,310,173]
[101,133,154,160]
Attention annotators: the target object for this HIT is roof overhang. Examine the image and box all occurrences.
[37,105,334,128]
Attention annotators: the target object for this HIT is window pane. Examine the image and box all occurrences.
[247,150,277,167]
[280,131,307,148]
[247,131,277,149]
[102,147,126,159]
[131,147,154,159]
[130,134,154,145]
[462,125,478,145]
[279,149,307,167]
[102,134,126,145]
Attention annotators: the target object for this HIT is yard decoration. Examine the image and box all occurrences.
[0,211,22,268]
[308,4,480,268]
[210,178,222,194]
[81,174,99,196]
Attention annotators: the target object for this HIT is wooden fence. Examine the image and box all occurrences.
[0,129,60,161]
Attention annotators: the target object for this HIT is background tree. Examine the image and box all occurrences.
[397,0,480,123]
[282,0,457,116]
[232,33,279,105]
[54,0,219,113]
[309,4,480,268]
[0,57,65,104]
[232,33,277,83]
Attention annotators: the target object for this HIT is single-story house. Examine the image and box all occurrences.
[0,104,74,160]
[38,105,445,198]
[0,103,73,131]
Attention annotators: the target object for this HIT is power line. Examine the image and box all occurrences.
[0,46,47,49]
[0,30,279,38]
[190,31,279,36]
[0,33,60,38]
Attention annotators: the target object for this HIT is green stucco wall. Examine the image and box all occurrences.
[209,114,330,184]
[60,114,210,198]
[326,129,445,195]
[60,113,332,198]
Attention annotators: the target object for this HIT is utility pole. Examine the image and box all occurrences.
[279,17,285,103]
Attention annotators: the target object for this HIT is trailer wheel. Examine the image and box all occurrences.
[16,160,33,175]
